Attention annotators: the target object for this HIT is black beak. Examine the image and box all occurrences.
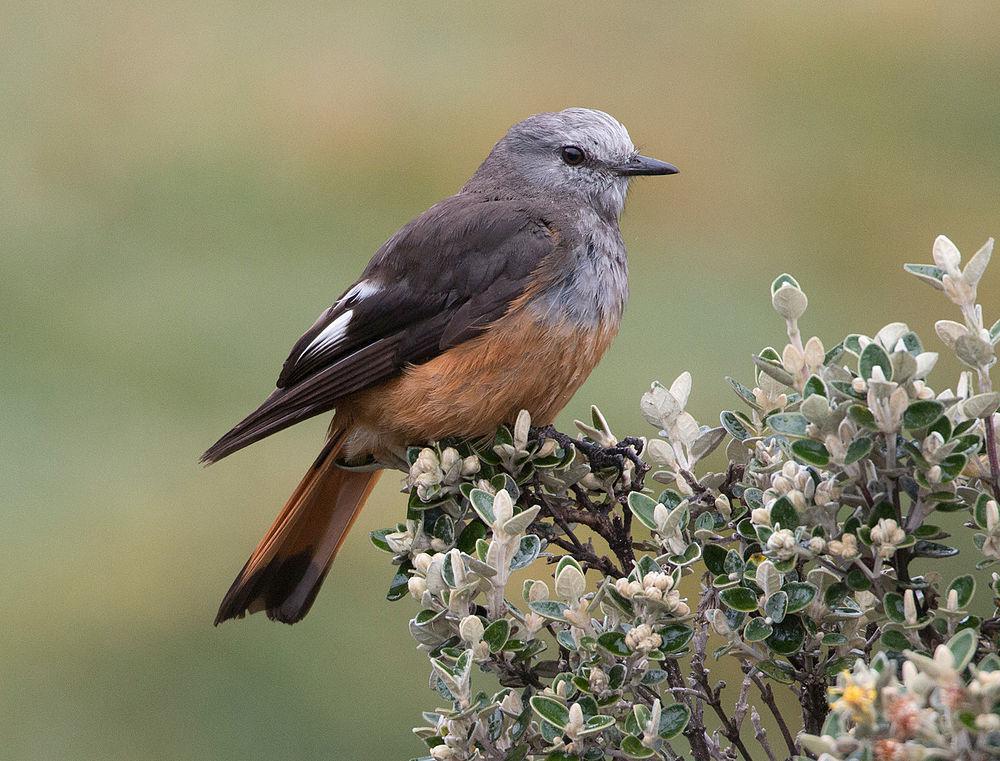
[613,155,679,176]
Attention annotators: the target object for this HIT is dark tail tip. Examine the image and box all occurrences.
[214,552,316,626]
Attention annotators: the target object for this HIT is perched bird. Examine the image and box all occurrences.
[203,108,677,624]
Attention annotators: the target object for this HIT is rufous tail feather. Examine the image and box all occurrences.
[214,432,382,625]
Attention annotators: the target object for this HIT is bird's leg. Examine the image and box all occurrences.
[531,426,647,486]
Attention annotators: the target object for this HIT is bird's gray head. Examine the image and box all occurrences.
[467,108,678,220]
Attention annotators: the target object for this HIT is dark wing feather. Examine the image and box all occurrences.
[201,195,559,464]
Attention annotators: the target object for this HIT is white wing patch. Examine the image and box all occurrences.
[297,280,382,362]
[301,309,354,358]
[341,279,381,304]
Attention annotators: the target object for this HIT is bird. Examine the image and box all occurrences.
[203,108,678,624]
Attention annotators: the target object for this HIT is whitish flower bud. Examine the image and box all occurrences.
[870,518,906,558]
[976,713,1000,732]
[851,376,867,394]
[772,283,808,321]
[903,589,918,626]
[714,494,732,519]
[614,578,643,598]
[459,615,484,643]
[625,623,662,653]
[652,503,670,531]
[766,528,797,560]
[500,690,523,715]
[523,612,545,638]
[536,438,559,458]
[642,572,671,591]
[407,576,427,599]
[814,478,839,506]
[513,409,531,450]
[589,667,609,693]
[430,745,456,761]
[828,533,860,560]
[457,456,480,477]
[566,703,585,736]
[413,552,434,574]
[414,448,439,473]
[751,506,772,526]
[439,447,460,472]
[808,536,826,554]
[564,600,591,629]
[946,589,959,611]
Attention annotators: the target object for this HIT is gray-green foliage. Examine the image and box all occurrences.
[371,235,1000,761]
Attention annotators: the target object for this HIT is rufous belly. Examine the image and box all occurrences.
[335,307,618,460]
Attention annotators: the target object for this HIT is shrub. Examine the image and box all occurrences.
[370,235,1000,761]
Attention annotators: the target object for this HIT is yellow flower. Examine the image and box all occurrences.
[830,670,877,725]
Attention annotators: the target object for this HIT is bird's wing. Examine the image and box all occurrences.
[201,195,559,463]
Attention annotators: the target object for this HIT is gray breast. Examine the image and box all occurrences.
[530,210,629,327]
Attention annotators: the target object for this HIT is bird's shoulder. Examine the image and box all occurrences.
[363,191,576,282]
[275,192,572,389]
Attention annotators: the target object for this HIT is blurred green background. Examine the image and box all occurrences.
[4,2,1000,759]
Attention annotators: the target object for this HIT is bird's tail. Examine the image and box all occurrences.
[214,431,382,625]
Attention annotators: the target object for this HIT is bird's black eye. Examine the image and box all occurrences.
[560,145,585,166]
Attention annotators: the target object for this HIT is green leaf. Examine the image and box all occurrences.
[903,400,945,430]
[844,436,873,465]
[720,410,752,441]
[720,586,759,612]
[387,561,413,601]
[724,549,746,575]
[771,273,801,293]
[765,412,809,437]
[598,631,630,657]
[744,617,773,642]
[845,567,872,591]
[949,575,976,608]
[529,600,569,622]
[469,488,495,524]
[725,376,760,407]
[703,543,728,576]
[783,582,817,613]
[765,616,805,655]
[483,620,511,653]
[456,521,488,554]
[947,627,978,671]
[620,736,655,759]
[880,629,910,651]
[904,262,946,290]
[791,439,830,466]
[510,535,542,570]
[658,623,694,653]
[848,404,877,429]
[770,495,799,530]
[884,592,906,623]
[803,374,827,398]
[579,715,616,737]
[658,703,691,739]
[763,591,788,624]
[756,659,795,684]
[530,696,569,730]
[859,343,892,381]
[627,492,659,531]
[913,540,959,558]
[369,528,395,552]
